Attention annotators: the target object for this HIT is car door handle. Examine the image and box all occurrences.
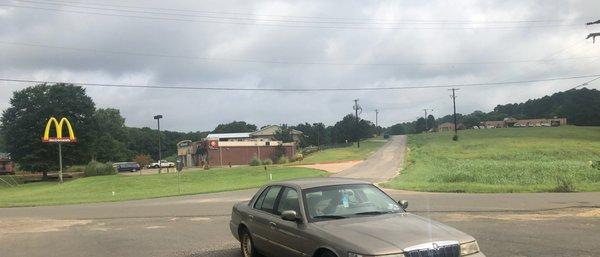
[269,222,277,228]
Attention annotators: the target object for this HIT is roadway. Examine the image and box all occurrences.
[1,136,599,257]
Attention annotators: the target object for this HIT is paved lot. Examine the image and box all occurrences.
[1,135,599,257]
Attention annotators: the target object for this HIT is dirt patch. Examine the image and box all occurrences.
[0,218,91,234]
[293,160,363,173]
[438,208,600,222]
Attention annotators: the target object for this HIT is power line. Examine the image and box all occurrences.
[2,41,599,67]
[568,76,600,90]
[1,74,599,92]
[0,3,585,30]
[27,0,589,25]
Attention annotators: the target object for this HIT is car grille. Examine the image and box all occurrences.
[403,244,460,257]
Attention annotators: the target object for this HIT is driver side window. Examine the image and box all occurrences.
[276,187,300,215]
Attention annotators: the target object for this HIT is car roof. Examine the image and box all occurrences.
[268,177,371,189]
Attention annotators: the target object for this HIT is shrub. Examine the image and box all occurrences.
[249,156,262,166]
[65,165,86,173]
[294,153,304,162]
[276,156,289,164]
[84,161,116,177]
[591,160,600,170]
[554,174,576,192]
[261,159,273,165]
[133,154,153,168]
[452,135,459,141]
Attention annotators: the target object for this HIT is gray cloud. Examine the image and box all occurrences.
[1,0,600,132]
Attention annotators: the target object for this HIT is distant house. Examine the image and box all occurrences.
[437,122,456,132]
[480,117,567,128]
[250,125,303,142]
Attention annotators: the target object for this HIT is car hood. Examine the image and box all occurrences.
[312,213,474,255]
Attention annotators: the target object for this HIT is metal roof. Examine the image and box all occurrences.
[205,133,251,139]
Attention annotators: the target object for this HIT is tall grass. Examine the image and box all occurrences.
[383,126,600,193]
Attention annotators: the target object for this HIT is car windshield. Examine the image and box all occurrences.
[304,184,402,220]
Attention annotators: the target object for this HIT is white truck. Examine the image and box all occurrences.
[147,160,175,168]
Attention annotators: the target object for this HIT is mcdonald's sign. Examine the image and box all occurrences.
[41,117,77,143]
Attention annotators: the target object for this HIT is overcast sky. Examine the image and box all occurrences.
[1,0,599,132]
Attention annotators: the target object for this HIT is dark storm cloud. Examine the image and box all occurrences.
[1,0,599,131]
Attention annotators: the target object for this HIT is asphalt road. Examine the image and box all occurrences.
[332,135,406,183]
[1,136,599,257]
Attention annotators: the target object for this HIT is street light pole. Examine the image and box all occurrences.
[154,115,163,174]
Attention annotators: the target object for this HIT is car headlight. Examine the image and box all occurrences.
[348,253,405,257]
[460,241,480,256]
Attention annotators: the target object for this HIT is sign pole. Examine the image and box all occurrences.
[58,143,63,183]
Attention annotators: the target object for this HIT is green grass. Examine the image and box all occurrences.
[383,126,600,193]
[301,139,388,164]
[0,166,325,207]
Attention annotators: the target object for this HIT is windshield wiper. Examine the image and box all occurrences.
[354,211,395,216]
[313,215,347,219]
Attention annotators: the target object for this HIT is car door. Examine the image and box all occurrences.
[245,185,282,256]
[269,187,312,257]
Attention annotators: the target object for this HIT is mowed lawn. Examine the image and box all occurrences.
[383,126,600,193]
[0,166,325,207]
[301,139,388,164]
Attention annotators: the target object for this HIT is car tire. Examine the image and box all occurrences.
[240,229,257,257]
[320,250,337,257]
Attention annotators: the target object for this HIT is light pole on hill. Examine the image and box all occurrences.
[353,99,363,148]
[449,88,459,140]
[154,114,163,174]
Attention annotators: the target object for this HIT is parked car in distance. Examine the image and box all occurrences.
[113,162,140,172]
[230,178,484,257]
[147,160,175,169]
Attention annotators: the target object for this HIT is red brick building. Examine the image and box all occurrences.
[178,139,296,167]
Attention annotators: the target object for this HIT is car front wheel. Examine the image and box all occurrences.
[240,230,257,257]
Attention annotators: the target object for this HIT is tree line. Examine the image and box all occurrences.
[0,84,379,176]
[387,87,600,135]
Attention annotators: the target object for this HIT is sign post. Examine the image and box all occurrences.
[58,143,63,183]
[176,158,183,194]
[42,117,77,183]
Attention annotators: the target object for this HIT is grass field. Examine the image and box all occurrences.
[301,139,387,164]
[383,126,600,193]
[0,166,325,207]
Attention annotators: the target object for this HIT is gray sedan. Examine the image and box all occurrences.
[230,178,485,257]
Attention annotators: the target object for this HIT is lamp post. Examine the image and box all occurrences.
[154,115,163,174]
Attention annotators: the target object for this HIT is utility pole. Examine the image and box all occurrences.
[423,108,433,132]
[353,99,362,148]
[375,109,379,136]
[587,19,600,43]
[448,89,459,140]
[154,115,163,174]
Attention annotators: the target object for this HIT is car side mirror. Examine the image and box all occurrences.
[281,210,301,222]
[398,200,408,210]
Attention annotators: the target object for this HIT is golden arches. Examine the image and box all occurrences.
[42,117,76,142]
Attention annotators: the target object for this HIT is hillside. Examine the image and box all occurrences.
[389,87,600,134]
[383,126,600,193]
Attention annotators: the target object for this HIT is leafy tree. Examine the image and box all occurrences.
[293,122,329,147]
[133,154,153,168]
[212,121,257,133]
[426,115,436,131]
[414,118,427,133]
[388,123,411,135]
[0,84,96,179]
[329,114,375,144]
[274,124,294,143]
[92,108,130,162]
